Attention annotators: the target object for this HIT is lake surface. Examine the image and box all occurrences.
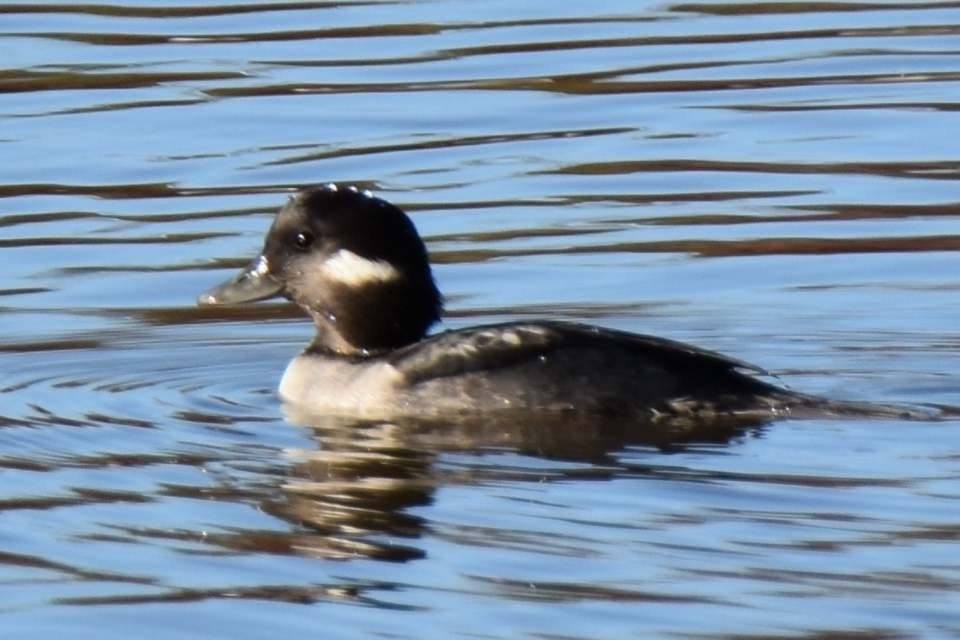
[2,1,960,638]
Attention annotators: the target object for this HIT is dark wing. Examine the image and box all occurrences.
[568,321,769,375]
[389,320,768,384]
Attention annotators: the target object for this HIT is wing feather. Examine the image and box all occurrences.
[390,321,766,384]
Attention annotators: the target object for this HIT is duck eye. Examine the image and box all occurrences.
[293,231,314,250]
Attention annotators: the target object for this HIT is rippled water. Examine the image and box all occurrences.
[3,1,960,638]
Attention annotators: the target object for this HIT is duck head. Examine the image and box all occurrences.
[198,184,443,355]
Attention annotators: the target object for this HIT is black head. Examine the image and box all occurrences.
[199,184,443,354]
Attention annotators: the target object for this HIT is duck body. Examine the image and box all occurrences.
[279,320,799,420]
[198,184,817,422]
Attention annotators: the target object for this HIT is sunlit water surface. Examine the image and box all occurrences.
[2,1,960,638]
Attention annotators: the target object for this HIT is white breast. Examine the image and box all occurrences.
[278,354,405,417]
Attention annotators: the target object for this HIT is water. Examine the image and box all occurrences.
[2,1,960,637]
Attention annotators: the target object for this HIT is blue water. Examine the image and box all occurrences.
[2,2,960,638]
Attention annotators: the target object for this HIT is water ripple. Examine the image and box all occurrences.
[3,1,960,637]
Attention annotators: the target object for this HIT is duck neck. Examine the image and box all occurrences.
[302,280,443,357]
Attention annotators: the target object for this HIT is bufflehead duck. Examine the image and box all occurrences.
[195,184,881,421]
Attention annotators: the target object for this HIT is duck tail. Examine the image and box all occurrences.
[775,391,946,421]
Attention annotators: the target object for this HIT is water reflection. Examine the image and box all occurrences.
[266,408,772,562]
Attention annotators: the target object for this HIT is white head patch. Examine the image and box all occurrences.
[320,249,400,286]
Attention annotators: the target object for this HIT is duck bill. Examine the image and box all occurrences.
[197,255,283,306]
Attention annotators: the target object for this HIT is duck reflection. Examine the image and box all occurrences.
[260,406,772,562]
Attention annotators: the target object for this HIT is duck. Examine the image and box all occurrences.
[196,183,907,422]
